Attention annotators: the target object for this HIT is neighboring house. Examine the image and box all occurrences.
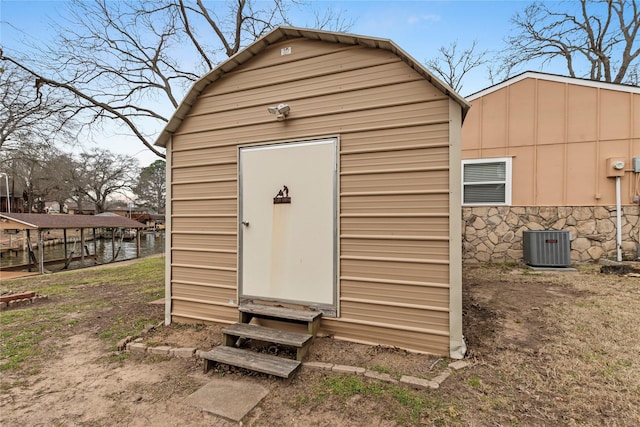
[0,179,25,213]
[65,201,97,215]
[44,201,68,214]
[461,71,640,263]
[107,206,146,219]
[132,213,165,229]
[155,27,469,358]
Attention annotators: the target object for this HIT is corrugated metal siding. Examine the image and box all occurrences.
[172,282,236,303]
[171,300,237,323]
[169,38,453,355]
[341,216,449,237]
[321,318,450,355]
[172,147,237,166]
[340,278,449,307]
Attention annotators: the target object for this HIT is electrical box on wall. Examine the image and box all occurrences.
[633,157,640,173]
[606,157,626,178]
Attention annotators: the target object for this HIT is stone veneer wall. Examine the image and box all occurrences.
[462,206,640,264]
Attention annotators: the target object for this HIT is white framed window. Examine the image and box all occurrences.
[462,157,512,206]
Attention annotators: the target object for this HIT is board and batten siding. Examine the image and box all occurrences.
[462,76,640,206]
[169,38,459,355]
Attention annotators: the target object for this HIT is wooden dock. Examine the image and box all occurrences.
[0,254,98,272]
[0,248,20,258]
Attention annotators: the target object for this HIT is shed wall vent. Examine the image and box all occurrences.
[523,230,571,267]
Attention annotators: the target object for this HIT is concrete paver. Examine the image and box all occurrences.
[364,370,398,383]
[448,360,470,370]
[127,342,147,353]
[185,378,268,422]
[400,375,439,390]
[332,364,365,375]
[302,361,333,371]
[148,345,171,355]
[431,369,452,385]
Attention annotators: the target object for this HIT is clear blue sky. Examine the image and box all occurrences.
[1,0,536,166]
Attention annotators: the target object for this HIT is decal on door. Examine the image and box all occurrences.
[273,185,291,204]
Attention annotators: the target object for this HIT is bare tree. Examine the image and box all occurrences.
[425,40,489,94]
[0,62,77,151]
[505,0,640,84]
[0,0,353,159]
[0,144,89,213]
[626,62,639,84]
[48,153,88,214]
[2,142,60,213]
[80,149,139,213]
[486,61,517,86]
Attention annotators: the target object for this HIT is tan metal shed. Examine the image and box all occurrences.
[155,27,469,358]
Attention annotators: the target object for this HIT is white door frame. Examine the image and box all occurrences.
[238,138,338,316]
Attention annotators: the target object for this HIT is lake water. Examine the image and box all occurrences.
[0,232,165,272]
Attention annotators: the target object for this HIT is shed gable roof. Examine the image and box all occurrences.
[467,71,640,101]
[154,26,470,148]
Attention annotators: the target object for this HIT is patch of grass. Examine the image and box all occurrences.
[0,305,67,372]
[292,394,309,408]
[107,352,130,363]
[369,365,391,374]
[315,375,455,425]
[321,375,383,398]
[617,358,632,368]
[482,394,511,411]
[468,376,481,388]
[0,257,164,374]
[98,315,157,345]
[388,385,428,423]
[430,358,449,371]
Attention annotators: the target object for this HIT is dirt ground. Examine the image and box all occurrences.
[1,260,639,426]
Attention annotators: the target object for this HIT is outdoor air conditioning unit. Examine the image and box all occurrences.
[523,230,571,267]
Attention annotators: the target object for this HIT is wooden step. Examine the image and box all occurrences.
[223,323,312,348]
[222,323,313,360]
[239,303,322,322]
[202,346,301,378]
[239,303,322,336]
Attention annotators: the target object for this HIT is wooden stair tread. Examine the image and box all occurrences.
[239,303,322,322]
[202,346,301,378]
[223,323,312,348]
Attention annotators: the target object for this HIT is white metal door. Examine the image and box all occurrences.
[239,139,336,308]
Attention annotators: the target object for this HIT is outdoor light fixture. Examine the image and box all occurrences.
[267,103,290,121]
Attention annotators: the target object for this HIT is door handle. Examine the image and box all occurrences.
[242,221,250,227]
